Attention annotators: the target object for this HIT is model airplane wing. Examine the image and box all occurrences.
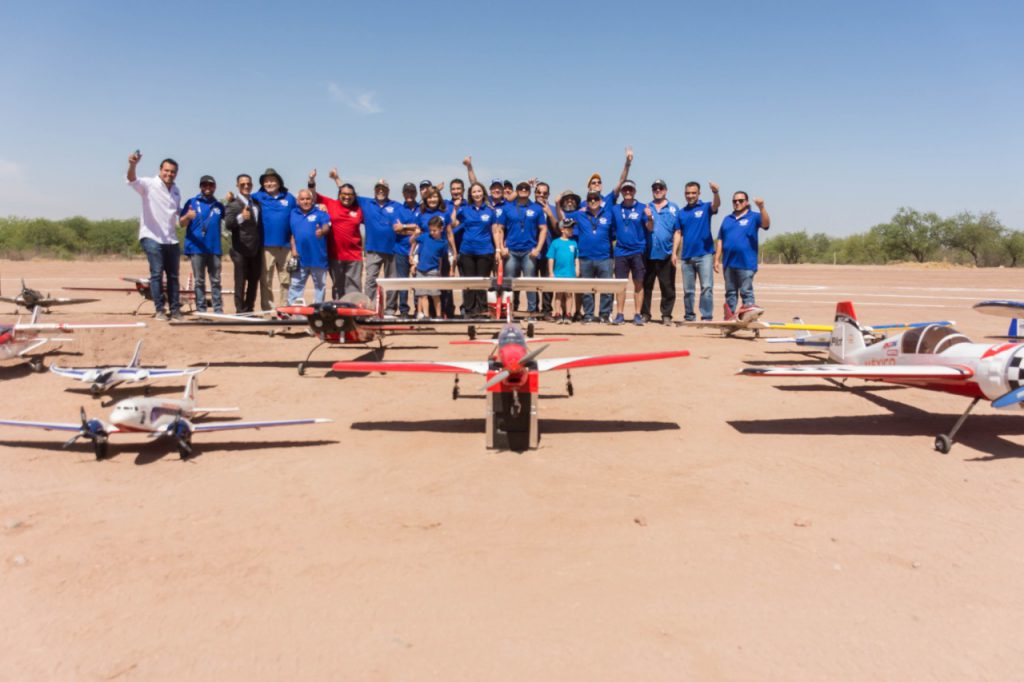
[63,286,138,293]
[509,277,627,294]
[15,322,146,331]
[38,296,100,306]
[377,277,492,292]
[535,350,690,372]
[192,418,332,433]
[0,418,120,434]
[973,301,1024,319]
[682,319,768,330]
[331,360,490,375]
[739,365,974,380]
[48,366,90,378]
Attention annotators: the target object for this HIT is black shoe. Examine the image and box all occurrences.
[662,317,673,327]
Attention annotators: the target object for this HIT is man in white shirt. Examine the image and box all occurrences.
[126,151,183,320]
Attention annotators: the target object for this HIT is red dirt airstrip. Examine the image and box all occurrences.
[1,259,1022,680]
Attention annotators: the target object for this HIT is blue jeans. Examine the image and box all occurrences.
[289,267,328,304]
[139,238,181,314]
[189,253,223,313]
[394,254,411,314]
[579,258,613,319]
[682,253,714,321]
[723,267,756,312]
[504,250,537,312]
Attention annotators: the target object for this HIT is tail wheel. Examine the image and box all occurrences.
[527,322,535,338]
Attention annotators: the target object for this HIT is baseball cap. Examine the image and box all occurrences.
[559,191,581,208]
[559,218,577,230]
[402,182,417,193]
[374,178,390,189]
[588,172,602,185]
[419,179,432,188]
[503,179,514,189]
[621,180,637,191]
[489,178,503,188]
[515,181,531,192]
[586,190,602,200]
[651,179,668,189]
[199,175,216,185]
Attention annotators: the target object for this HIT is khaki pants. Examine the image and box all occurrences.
[261,246,291,310]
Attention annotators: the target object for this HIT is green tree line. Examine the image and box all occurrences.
[761,208,1024,266]
[0,216,220,259]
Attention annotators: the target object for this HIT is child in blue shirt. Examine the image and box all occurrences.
[545,218,580,323]
[412,216,450,319]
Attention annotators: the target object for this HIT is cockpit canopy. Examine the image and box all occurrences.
[900,325,971,355]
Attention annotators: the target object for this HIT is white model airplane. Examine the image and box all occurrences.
[740,301,1024,454]
[1,277,98,312]
[0,308,145,372]
[49,339,205,395]
[974,300,1023,338]
[0,375,331,460]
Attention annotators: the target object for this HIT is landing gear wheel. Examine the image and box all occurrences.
[268,329,276,338]
[527,322,535,338]
[29,358,45,373]
[452,386,460,400]
[297,362,306,376]
[178,437,193,460]
[468,325,477,340]
[934,434,952,455]
[567,382,574,397]
[94,439,109,461]
[90,385,102,397]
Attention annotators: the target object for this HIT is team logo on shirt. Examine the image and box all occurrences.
[695,210,703,218]
[279,199,288,206]
[307,214,317,222]
[526,210,535,217]
[627,211,639,220]
[739,219,749,226]
[349,211,358,217]
[482,214,491,221]
[669,207,677,214]
[385,207,394,213]
[212,208,221,215]
[598,217,608,225]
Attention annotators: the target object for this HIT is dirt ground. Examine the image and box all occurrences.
[1,259,1022,680]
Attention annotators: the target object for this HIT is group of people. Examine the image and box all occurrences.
[125,149,771,324]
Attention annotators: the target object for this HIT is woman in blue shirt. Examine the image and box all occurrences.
[450,182,498,317]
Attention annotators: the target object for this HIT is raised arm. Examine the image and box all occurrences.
[611,146,633,199]
[126,150,141,183]
[709,181,721,214]
[462,156,478,186]
[755,198,770,229]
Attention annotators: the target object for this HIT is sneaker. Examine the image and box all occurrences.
[662,317,673,327]
[633,314,644,326]
[641,313,651,324]
[572,312,583,323]
[612,314,625,325]
[170,312,185,322]
[599,315,611,324]
[582,315,595,324]
[154,311,168,321]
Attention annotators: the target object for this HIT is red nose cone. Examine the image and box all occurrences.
[499,344,527,372]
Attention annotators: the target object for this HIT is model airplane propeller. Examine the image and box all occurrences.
[0,307,145,373]
[0,375,331,460]
[331,313,688,451]
[1,277,98,313]
[50,339,205,395]
[740,301,1024,454]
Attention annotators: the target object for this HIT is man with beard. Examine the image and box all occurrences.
[308,168,364,298]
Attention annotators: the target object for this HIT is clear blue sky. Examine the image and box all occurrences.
[1,0,1021,235]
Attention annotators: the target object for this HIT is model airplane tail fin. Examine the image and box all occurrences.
[1009,318,1020,338]
[183,374,198,404]
[828,301,865,363]
[128,339,143,367]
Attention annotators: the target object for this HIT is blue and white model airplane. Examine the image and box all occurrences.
[973,300,1023,338]
[50,339,204,395]
[0,375,331,460]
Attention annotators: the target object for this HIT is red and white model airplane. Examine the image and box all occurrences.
[0,375,331,460]
[740,301,1024,454]
[0,308,145,372]
[331,318,688,451]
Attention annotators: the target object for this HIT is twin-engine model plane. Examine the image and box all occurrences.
[0,308,145,372]
[2,278,98,313]
[331,317,688,451]
[974,300,1023,338]
[740,301,1024,454]
[0,375,331,460]
[177,293,457,375]
[50,339,204,395]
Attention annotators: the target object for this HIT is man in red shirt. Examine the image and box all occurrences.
[309,168,364,298]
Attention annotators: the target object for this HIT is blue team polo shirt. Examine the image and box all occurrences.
[497,201,546,252]
[290,207,330,269]
[417,207,451,234]
[647,201,681,260]
[181,194,224,255]
[568,207,615,261]
[546,238,578,277]
[394,202,420,256]
[357,196,404,254]
[252,189,296,248]
[416,234,449,273]
[717,210,765,271]
[456,203,497,256]
[612,200,647,257]
[679,201,716,260]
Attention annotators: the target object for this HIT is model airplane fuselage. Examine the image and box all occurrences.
[0,309,145,372]
[50,339,204,394]
[2,278,98,312]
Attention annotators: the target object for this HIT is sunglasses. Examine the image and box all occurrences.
[587,197,601,203]
[238,182,252,187]
[652,186,666,191]
[733,199,747,204]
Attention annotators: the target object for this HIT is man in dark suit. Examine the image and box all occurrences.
[223,173,262,312]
